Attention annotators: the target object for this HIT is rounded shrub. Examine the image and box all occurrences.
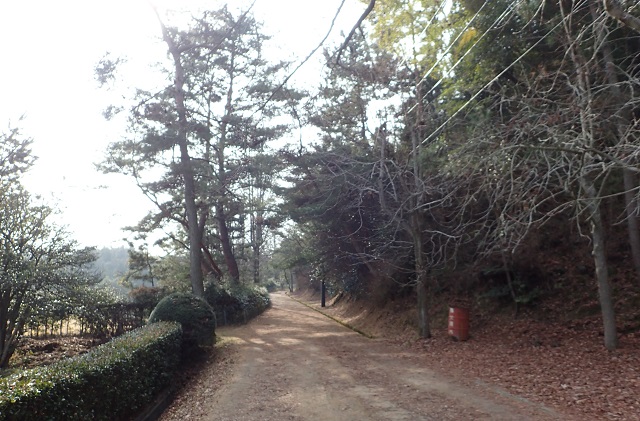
[204,282,270,325]
[148,293,216,349]
[130,286,166,311]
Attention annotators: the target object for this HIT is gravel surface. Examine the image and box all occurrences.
[159,292,575,420]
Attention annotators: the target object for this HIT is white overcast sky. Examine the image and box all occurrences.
[0,0,364,250]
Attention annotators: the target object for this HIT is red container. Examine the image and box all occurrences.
[448,307,469,341]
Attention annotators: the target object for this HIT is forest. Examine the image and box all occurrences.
[2,0,640,372]
[97,0,639,350]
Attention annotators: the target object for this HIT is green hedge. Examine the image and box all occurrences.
[0,321,182,421]
[205,283,270,325]
[149,293,216,350]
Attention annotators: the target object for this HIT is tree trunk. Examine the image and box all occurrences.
[412,213,431,339]
[595,10,640,284]
[603,0,640,32]
[408,116,430,338]
[213,48,241,285]
[562,2,617,349]
[592,211,618,351]
[582,176,618,350]
[251,209,264,284]
[343,227,378,276]
[0,294,26,368]
[623,169,640,283]
[284,271,292,292]
[0,334,15,368]
[416,273,431,339]
[175,72,204,297]
[0,291,10,368]
[501,251,519,319]
[217,202,240,283]
[156,9,204,297]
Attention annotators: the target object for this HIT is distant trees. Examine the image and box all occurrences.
[0,126,100,367]
[94,247,129,283]
[120,243,158,288]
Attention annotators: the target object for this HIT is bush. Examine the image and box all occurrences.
[204,282,270,325]
[129,286,167,314]
[148,293,216,349]
[262,279,281,293]
[0,322,181,421]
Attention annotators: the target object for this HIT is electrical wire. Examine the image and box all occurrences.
[407,0,524,115]
[420,15,568,146]
[252,0,347,117]
[418,0,490,87]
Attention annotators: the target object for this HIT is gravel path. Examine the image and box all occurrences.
[159,292,577,420]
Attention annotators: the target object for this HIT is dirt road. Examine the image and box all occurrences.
[162,292,574,421]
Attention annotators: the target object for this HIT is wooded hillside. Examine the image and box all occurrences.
[277,0,640,350]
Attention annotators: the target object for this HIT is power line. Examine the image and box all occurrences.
[253,0,348,117]
[408,0,524,115]
[420,15,568,146]
[384,0,450,72]
[418,0,491,87]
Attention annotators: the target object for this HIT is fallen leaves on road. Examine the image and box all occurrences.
[297,287,640,421]
[159,337,238,421]
[394,316,640,421]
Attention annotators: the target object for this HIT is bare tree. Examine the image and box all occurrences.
[599,0,640,282]
[448,0,639,349]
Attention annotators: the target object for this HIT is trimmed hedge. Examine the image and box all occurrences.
[205,283,270,325]
[0,321,182,421]
[148,293,216,350]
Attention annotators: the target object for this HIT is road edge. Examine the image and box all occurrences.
[285,292,375,339]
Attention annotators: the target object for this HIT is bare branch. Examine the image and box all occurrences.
[603,0,640,32]
[334,0,376,65]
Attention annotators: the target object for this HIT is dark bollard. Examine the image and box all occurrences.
[321,280,326,307]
